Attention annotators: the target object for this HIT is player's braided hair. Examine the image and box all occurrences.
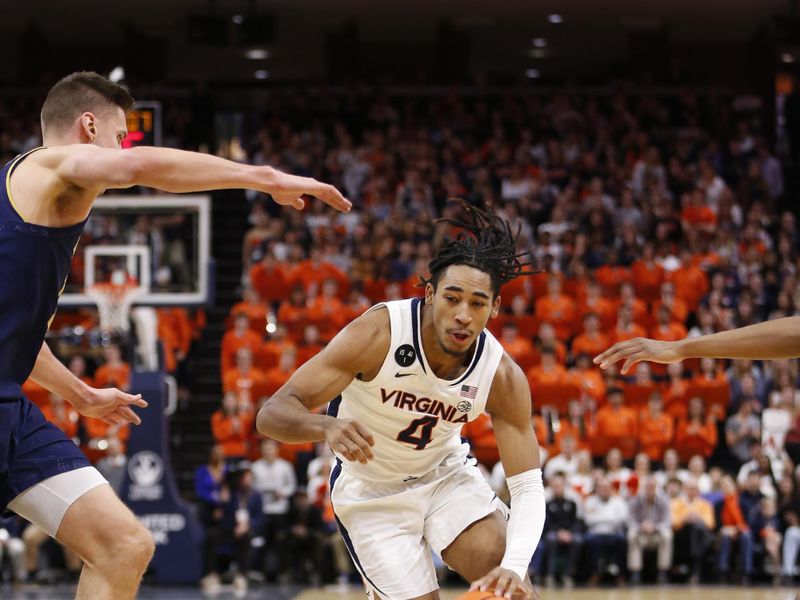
[422,199,538,296]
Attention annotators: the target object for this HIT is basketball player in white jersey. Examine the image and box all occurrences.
[258,202,545,599]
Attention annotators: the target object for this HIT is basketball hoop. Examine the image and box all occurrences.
[87,282,145,333]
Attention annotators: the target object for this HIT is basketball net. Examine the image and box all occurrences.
[87,281,145,333]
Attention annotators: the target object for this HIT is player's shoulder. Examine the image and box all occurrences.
[492,351,527,390]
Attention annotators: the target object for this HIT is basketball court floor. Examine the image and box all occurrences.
[3,584,797,599]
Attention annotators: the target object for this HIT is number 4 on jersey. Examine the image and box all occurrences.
[396,416,439,450]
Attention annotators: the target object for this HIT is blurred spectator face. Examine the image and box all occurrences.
[104,344,121,364]
[700,358,716,375]
[583,314,599,334]
[643,477,658,500]
[635,453,650,474]
[547,276,562,297]
[688,397,704,419]
[243,287,261,304]
[596,477,612,500]
[617,305,633,327]
[550,476,565,498]
[749,442,764,461]
[656,307,670,326]
[233,313,249,335]
[688,455,705,474]
[69,355,87,378]
[684,480,700,500]
[744,472,760,493]
[647,392,662,414]
[575,354,591,370]
[619,283,635,303]
[576,450,592,473]
[568,400,583,419]
[666,478,682,499]
[541,349,556,369]
[607,389,623,408]
[511,295,528,316]
[538,323,556,344]
[667,362,683,379]
[322,279,338,299]
[663,449,679,471]
[561,435,576,456]
[290,287,306,306]
[304,325,320,345]
[222,392,238,413]
[635,362,652,383]
[501,324,518,344]
[740,374,756,399]
[210,445,225,465]
[236,348,253,371]
[606,448,623,470]
[721,475,737,496]
[261,440,279,462]
[279,349,296,372]
[660,282,675,301]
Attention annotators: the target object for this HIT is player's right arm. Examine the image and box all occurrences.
[44,144,351,211]
[594,316,800,374]
[256,306,389,464]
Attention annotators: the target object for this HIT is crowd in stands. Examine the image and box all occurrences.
[207,88,800,588]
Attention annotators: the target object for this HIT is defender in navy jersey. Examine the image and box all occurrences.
[2,71,350,600]
[258,202,546,600]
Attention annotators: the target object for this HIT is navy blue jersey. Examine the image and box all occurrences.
[0,148,86,399]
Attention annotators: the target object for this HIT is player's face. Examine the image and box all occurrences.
[425,265,500,357]
[86,106,128,149]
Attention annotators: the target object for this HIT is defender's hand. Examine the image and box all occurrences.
[594,337,683,374]
[470,567,537,600]
[324,418,375,463]
[72,387,148,426]
[265,170,351,212]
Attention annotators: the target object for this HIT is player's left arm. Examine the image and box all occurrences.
[29,343,147,426]
[470,353,543,599]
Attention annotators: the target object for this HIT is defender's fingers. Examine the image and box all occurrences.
[316,183,351,211]
[621,353,645,375]
[116,405,142,425]
[123,393,147,408]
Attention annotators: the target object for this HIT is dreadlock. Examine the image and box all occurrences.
[422,199,538,296]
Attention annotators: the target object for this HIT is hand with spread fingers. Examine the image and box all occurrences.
[267,170,352,212]
[594,337,683,374]
[72,387,148,426]
[469,566,538,600]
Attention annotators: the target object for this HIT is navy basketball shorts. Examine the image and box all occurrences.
[0,395,93,516]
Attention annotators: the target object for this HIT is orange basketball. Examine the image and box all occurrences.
[454,592,506,600]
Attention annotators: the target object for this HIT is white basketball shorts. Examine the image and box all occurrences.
[330,453,508,599]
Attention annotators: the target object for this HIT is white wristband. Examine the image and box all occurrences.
[500,467,545,580]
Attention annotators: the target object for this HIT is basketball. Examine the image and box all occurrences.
[454,592,506,600]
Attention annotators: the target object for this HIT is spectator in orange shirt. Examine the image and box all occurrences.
[638,392,674,463]
[499,322,536,373]
[83,416,130,463]
[555,400,596,454]
[343,286,372,324]
[688,358,730,420]
[306,279,348,343]
[624,363,658,412]
[571,313,610,361]
[526,348,569,411]
[668,248,709,311]
[291,247,348,298]
[508,294,539,340]
[223,348,268,407]
[157,306,193,374]
[230,287,269,334]
[277,286,310,342]
[531,323,567,366]
[249,251,290,305]
[41,394,79,441]
[617,282,649,326]
[662,362,690,420]
[221,313,264,377]
[264,348,298,397]
[94,344,131,391]
[211,391,254,460]
[578,281,617,331]
[594,387,638,459]
[651,282,688,327]
[595,248,631,297]
[296,325,324,366]
[631,243,665,303]
[534,276,577,342]
[261,325,296,370]
[612,305,647,345]
[674,397,718,463]
[568,354,606,407]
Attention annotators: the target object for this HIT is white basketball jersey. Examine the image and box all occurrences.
[328,298,505,484]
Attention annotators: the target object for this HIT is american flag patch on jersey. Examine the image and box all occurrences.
[460,384,478,399]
